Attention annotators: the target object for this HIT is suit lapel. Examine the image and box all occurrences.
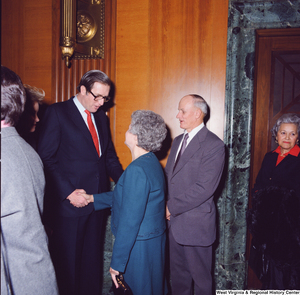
[172,126,208,176]
[94,111,106,155]
[168,135,182,168]
[66,98,100,157]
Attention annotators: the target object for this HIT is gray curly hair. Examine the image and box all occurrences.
[130,110,167,152]
[271,113,300,138]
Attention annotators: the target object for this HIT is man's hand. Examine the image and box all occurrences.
[67,189,88,208]
[166,205,171,220]
[109,267,120,289]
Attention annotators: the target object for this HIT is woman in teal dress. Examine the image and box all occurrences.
[82,110,168,295]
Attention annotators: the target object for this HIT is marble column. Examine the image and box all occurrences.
[214,0,300,289]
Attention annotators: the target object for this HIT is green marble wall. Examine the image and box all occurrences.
[103,215,114,295]
[214,0,300,290]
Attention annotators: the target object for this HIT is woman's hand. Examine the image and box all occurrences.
[109,267,120,289]
[80,192,94,203]
[166,205,171,220]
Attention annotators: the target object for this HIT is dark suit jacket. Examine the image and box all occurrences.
[38,98,123,218]
[165,126,225,246]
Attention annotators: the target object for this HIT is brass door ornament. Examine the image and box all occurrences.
[60,0,76,67]
[60,0,105,67]
[77,11,97,43]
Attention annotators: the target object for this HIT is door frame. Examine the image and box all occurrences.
[248,27,300,289]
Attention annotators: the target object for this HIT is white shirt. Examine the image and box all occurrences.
[73,96,102,156]
[175,122,204,161]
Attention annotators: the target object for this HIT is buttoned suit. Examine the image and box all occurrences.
[165,126,225,295]
[38,98,123,295]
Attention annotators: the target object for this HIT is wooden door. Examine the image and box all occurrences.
[248,28,300,289]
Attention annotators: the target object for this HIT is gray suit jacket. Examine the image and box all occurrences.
[1,127,58,295]
[165,126,225,246]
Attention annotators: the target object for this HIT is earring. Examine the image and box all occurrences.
[275,139,278,144]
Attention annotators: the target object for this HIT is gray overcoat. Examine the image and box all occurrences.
[1,127,58,295]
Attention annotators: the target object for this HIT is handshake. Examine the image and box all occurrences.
[67,189,94,208]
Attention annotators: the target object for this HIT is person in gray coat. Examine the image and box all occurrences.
[1,65,58,295]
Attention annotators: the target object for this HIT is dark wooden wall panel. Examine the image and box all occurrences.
[1,0,52,98]
[1,0,25,79]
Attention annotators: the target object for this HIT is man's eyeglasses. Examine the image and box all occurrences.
[89,91,110,103]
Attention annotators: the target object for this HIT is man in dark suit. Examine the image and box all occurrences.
[165,94,225,295]
[38,70,123,295]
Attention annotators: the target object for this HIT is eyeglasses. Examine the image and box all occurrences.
[89,91,110,103]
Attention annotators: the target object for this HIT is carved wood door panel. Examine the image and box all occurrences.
[248,28,300,289]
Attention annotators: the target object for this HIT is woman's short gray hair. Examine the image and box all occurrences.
[130,110,167,152]
[271,113,300,138]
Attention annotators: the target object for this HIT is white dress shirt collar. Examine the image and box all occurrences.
[175,122,204,161]
[184,122,204,146]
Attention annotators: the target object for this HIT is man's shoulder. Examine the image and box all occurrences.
[2,129,42,168]
[205,128,224,143]
[197,126,224,146]
[43,98,76,120]
[48,98,73,110]
[93,108,106,118]
[93,109,109,126]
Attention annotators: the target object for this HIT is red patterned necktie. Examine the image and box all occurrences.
[85,110,100,156]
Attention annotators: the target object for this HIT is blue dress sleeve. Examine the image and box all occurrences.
[93,191,114,210]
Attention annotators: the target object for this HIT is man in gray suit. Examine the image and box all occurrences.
[165,94,225,295]
[1,66,58,295]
